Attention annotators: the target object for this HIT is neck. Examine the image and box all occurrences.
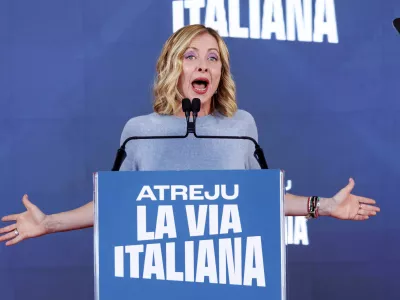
[197,105,211,117]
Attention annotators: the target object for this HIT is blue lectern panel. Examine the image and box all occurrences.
[94,169,285,300]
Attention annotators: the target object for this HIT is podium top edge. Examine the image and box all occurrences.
[93,169,284,175]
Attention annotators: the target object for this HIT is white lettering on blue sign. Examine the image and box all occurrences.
[172,0,339,43]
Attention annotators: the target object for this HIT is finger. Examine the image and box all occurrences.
[343,178,355,193]
[0,231,18,243]
[0,223,17,234]
[359,197,377,205]
[22,194,35,210]
[360,204,380,212]
[358,209,376,216]
[1,214,20,222]
[5,234,24,246]
[353,214,369,221]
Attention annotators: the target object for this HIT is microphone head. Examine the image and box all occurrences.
[182,98,191,113]
[192,98,201,114]
[394,18,400,33]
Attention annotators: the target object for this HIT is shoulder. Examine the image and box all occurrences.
[227,109,258,131]
[123,112,158,128]
[122,112,153,133]
[231,109,256,124]
[120,112,186,143]
[213,109,258,140]
[120,113,161,142]
[232,109,258,140]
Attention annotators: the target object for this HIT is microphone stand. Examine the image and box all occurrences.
[188,98,269,169]
[111,98,193,171]
[112,98,269,170]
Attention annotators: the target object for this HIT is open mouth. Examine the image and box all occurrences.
[191,77,210,94]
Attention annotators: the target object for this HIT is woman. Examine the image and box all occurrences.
[0,25,380,246]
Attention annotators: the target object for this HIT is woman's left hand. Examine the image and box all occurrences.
[325,178,380,220]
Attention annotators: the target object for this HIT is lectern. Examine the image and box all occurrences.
[94,169,286,300]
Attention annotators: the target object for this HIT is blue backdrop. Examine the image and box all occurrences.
[1,0,399,299]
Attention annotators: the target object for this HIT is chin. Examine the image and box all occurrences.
[191,94,211,102]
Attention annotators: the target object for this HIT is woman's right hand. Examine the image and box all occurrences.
[0,194,49,246]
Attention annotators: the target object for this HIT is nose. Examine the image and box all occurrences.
[197,59,208,72]
[197,66,208,72]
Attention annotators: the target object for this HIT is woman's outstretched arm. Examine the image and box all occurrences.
[0,195,94,246]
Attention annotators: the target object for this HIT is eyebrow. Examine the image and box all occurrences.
[187,47,220,53]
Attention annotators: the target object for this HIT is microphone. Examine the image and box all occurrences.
[182,98,192,122]
[184,98,195,134]
[186,97,201,134]
[111,98,193,171]
[394,18,400,33]
[190,98,269,169]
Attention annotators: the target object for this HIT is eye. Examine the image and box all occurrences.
[208,55,219,62]
[184,52,197,60]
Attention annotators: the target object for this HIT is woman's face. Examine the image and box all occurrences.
[178,33,222,114]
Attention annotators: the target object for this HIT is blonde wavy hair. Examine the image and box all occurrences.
[153,24,237,117]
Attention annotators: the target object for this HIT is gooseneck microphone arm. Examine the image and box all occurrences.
[193,132,269,169]
[189,98,269,169]
[111,98,193,171]
[111,132,190,171]
[112,97,269,171]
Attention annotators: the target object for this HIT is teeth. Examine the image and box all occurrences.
[194,87,206,91]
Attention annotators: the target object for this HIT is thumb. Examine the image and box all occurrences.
[22,194,35,210]
[343,178,355,193]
